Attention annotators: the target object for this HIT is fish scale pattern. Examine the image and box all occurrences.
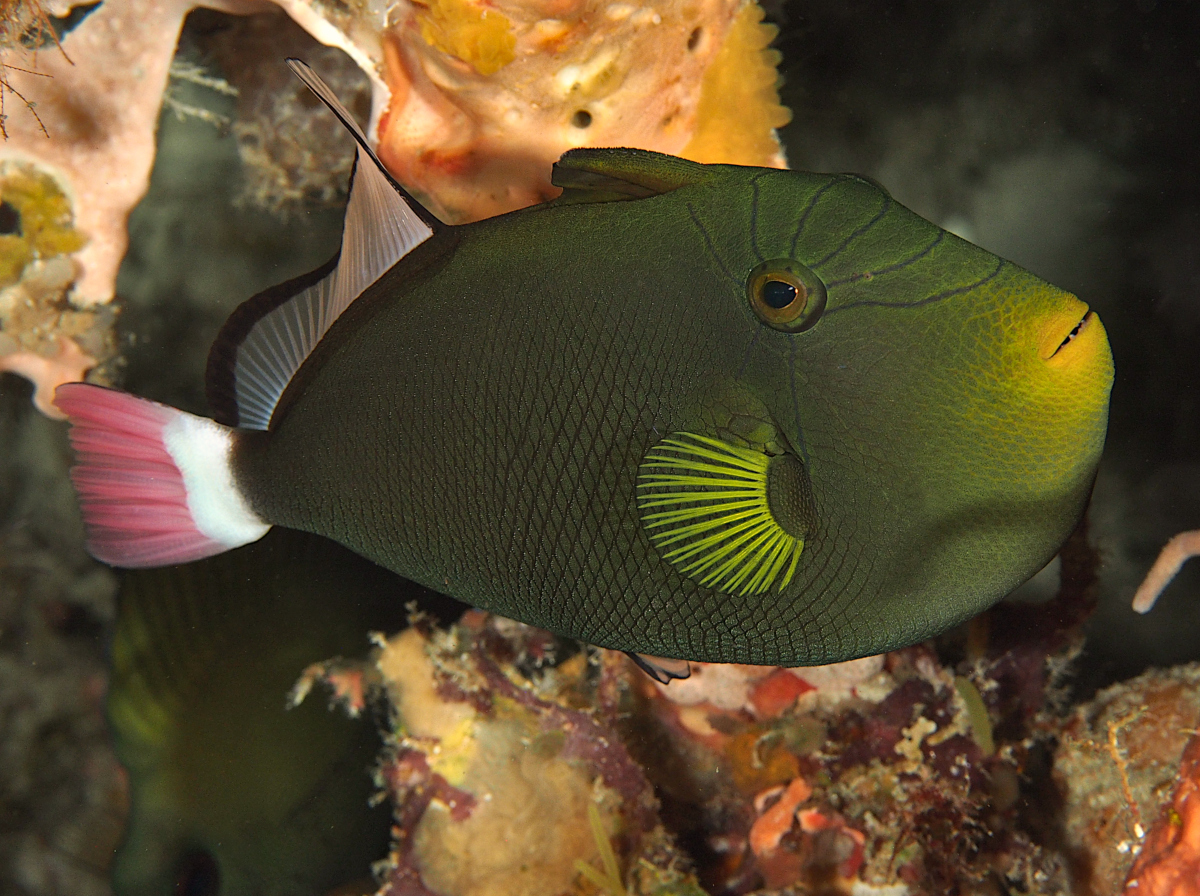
[231,163,1110,666]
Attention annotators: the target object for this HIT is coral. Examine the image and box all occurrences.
[0,0,59,140]
[348,525,1101,896]
[0,0,789,285]
[627,645,1063,894]
[1,0,788,415]
[0,159,85,287]
[380,0,788,222]
[369,614,705,896]
[1123,731,1200,896]
[747,776,811,858]
[1053,664,1200,895]
[0,0,257,306]
[0,0,254,415]
[608,525,1104,895]
[415,0,517,77]
[1132,530,1200,613]
[679,2,791,166]
[0,161,114,416]
[0,334,95,417]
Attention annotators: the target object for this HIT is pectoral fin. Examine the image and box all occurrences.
[637,433,814,597]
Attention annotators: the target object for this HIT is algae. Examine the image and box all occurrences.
[0,162,85,288]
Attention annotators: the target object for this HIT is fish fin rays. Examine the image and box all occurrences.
[53,383,270,567]
[636,433,810,597]
[284,59,443,233]
[206,59,437,430]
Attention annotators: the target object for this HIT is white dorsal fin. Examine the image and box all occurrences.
[228,59,436,431]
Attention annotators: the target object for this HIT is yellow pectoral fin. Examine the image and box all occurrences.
[637,433,811,597]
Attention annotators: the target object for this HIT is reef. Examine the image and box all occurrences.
[369,616,704,896]
[1055,663,1200,895]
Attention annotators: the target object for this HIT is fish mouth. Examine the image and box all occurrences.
[1038,303,1095,364]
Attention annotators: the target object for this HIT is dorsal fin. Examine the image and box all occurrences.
[207,59,439,430]
[551,148,711,204]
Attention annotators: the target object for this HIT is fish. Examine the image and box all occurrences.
[105,528,447,896]
[56,59,1113,673]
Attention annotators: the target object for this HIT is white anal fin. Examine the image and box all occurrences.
[218,60,438,431]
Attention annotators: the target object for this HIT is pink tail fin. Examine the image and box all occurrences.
[54,383,270,567]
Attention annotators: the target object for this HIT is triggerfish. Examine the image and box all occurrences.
[57,60,1112,676]
[105,529,442,896]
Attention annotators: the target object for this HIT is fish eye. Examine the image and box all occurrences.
[174,850,219,896]
[747,259,827,332]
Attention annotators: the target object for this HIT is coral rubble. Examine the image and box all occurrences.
[357,527,1109,896]
[1055,664,1200,895]
[371,613,705,896]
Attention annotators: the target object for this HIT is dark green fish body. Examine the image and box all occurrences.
[107,530,414,896]
[58,63,1112,669]
[233,157,1110,665]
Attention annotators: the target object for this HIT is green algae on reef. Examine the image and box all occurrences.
[0,162,85,288]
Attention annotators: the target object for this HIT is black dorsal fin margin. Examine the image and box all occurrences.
[206,251,339,427]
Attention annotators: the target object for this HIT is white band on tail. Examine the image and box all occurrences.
[162,414,270,550]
